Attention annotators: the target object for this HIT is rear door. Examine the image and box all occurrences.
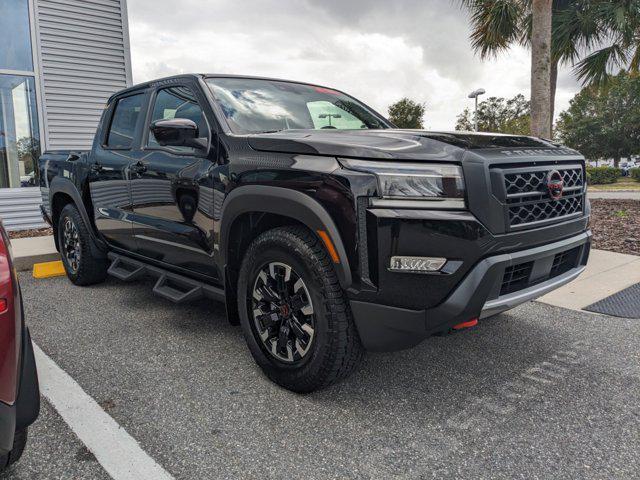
[128,81,220,279]
[89,91,146,251]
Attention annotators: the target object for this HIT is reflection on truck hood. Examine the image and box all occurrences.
[247,129,572,161]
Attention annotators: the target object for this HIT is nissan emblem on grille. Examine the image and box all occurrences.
[546,170,564,200]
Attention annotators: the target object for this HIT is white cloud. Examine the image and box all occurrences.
[127,0,583,130]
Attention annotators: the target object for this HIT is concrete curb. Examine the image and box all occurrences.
[11,235,59,271]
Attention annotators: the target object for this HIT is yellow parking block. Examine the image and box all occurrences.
[33,260,66,279]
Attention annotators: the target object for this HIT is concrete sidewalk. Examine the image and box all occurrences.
[11,235,59,271]
[538,249,640,311]
[588,191,640,200]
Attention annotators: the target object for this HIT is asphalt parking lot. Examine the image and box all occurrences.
[2,272,639,479]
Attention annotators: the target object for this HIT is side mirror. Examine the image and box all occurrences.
[150,118,207,149]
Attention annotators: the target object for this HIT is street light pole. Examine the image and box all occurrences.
[468,88,486,132]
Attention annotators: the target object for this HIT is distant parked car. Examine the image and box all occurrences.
[0,221,39,472]
[620,162,635,176]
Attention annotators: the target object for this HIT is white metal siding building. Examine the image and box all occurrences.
[0,0,132,230]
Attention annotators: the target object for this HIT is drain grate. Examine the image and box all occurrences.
[584,283,640,319]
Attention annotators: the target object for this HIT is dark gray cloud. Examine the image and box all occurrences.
[127,0,582,129]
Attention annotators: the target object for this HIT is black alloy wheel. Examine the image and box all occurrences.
[251,261,315,364]
[62,216,81,274]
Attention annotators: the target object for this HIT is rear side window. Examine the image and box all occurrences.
[147,86,208,153]
[106,93,144,149]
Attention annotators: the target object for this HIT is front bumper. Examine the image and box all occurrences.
[0,328,40,455]
[350,231,591,352]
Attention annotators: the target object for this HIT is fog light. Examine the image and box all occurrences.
[389,256,446,273]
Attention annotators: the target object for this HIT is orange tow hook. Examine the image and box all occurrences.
[453,318,478,330]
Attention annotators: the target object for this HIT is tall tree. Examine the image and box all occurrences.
[530,0,553,137]
[556,71,640,167]
[387,98,426,129]
[455,94,531,134]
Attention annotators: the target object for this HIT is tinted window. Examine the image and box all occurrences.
[0,0,34,71]
[148,86,208,153]
[106,94,144,149]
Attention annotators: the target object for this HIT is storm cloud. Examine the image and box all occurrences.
[127,0,582,129]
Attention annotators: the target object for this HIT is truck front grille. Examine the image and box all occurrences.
[492,164,585,231]
[504,168,583,196]
[509,195,582,226]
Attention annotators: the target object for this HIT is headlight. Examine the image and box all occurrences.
[339,159,465,207]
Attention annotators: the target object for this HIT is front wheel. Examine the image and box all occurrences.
[238,226,364,393]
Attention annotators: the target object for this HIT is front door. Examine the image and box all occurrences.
[89,92,146,251]
[129,83,219,279]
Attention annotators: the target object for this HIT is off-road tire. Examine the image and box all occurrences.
[0,428,28,472]
[58,204,108,286]
[238,226,364,393]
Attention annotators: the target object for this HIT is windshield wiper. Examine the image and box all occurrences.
[256,129,288,134]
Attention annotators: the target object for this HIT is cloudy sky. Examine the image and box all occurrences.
[127,0,583,130]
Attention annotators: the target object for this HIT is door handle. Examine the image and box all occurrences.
[130,161,147,174]
[67,153,80,162]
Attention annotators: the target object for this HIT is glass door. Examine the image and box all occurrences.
[0,75,40,188]
[0,0,41,188]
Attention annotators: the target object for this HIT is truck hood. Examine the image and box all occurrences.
[247,129,570,162]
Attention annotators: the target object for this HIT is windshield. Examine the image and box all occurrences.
[205,77,389,134]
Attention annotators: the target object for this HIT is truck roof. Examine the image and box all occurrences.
[108,73,344,102]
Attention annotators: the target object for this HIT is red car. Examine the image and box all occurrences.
[0,222,39,471]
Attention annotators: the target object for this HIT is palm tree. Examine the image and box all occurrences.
[459,0,640,134]
[530,0,553,137]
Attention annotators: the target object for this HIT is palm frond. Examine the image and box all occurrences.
[552,2,604,64]
[575,43,629,86]
[458,0,526,58]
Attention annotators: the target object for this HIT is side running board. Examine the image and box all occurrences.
[107,252,225,304]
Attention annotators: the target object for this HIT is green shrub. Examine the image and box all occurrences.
[586,166,620,184]
[631,168,640,182]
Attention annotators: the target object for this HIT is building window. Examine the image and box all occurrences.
[0,75,40,188]
[0,0,34,72]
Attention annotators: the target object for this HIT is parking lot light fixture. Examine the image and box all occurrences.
[468,88,486,132]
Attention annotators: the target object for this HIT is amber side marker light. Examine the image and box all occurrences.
[316,230,340,264]
[453,318,478,330]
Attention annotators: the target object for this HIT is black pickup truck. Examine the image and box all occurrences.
[39,74,591,392]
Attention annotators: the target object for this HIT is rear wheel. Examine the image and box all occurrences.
[238,226,364,393]
[58,204,108,285]
[0,428,28,472]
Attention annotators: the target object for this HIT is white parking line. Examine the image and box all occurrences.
[33,343,175,480]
